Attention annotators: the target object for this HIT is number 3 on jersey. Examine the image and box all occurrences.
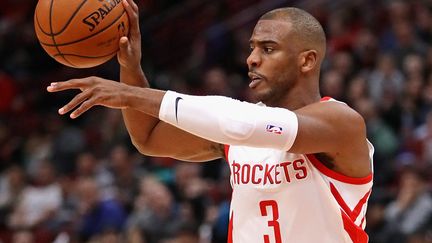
[260,200,282,243]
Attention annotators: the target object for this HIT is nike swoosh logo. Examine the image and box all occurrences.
[175,97,183,123]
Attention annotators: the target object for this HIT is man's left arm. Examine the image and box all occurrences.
[48,83,370,176]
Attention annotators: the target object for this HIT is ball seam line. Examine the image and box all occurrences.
[40,9,126,47]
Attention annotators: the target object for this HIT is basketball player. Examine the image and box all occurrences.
[47,0,374,242]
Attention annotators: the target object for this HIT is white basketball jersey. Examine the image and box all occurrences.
[225,99,374,243]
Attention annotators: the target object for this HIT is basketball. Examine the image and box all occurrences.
[34,0,129,68]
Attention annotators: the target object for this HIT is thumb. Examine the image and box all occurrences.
[119,36,130,52]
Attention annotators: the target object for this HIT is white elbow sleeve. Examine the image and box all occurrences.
[159,91,298,151]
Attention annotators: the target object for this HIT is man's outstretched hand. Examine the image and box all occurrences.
[47,77,133,119]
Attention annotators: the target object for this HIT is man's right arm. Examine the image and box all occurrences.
[117,0,223,162]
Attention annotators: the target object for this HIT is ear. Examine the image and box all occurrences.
[298,50,318,73]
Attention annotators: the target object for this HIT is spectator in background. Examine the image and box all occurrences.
[12,229,34,243]
[0,165,26,227]
[51,175,78,241]
[425,47,432,73]
[10,161,61,228]
[22,130,53,177]
[0,71,18,114]
[326,8,359,55]
[355,98,398,185]
[414,4,432,44]
[381,1,427,65]
[75,151,114,198]
[320,69,345,100]
[331,51,355,81]
[365,200,388,243]
[108,144,140,213]
[8,161,61,235]
[170,163,208,226]
[352,28,378,70]
[127,176,179,243]
[421,73,432,115]
[76,177,126,242]
[98,110,129,151]
[401,74,424,130]
[346,74,369,106]
[414,111,432,164]
[380,166,432,243]
[403,54,425,82]
[161,220,200,243]
[368,53,404,107]
[50,116,85,173]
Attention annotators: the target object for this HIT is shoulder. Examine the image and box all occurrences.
[290,98,368,155]
[296,99,366,133]
[324,100,366,129]
[291,99,371,177]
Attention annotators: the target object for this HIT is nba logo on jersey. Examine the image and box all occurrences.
[266,125,282,134]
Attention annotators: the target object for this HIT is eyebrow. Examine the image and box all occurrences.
[249,39,278,45]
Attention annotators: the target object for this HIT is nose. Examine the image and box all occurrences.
[247,49,261,69]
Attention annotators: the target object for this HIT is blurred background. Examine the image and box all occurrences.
[1,0,432,242]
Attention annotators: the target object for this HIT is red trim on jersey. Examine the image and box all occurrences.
[360,215,366,228]
[320,96,332,101]
[224,145,230,164]
[330,183,352,217]
[341,210,369,243]
[306,154,373,184]
[352,189,372,220]
[227,212,233,243]
[330,182,372,222]
[331,182,370,242]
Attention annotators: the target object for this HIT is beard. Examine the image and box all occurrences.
[251,75,295,107]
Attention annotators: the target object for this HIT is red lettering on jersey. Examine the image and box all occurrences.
[252,164,263,184]
[274,164,282,184]
[263,164,275,185]
[241,164,251,184]
[232,161,240,184]
[279,161,292,182]
[293,159,307,179]
[231,159,309,185]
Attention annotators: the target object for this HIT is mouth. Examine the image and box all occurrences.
[248,72,265,89]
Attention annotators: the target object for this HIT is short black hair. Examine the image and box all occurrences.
[260,7,326,52]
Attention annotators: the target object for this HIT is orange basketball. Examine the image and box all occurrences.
[34,0,129,68]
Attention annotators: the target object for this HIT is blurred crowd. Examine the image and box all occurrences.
[1,0,432,242]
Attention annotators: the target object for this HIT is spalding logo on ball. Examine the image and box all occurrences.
[34,0,130,68]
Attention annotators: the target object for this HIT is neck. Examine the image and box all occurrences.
[265,78,321,110]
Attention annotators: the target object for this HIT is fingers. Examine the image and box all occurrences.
[122,0,140,39]
[126,0,138,13]
[47,79,88,92]
[59,90,98,119]
[58,90,91,116]
[70,99,96,119]
[46,77,99,118]
[122,0,133,17]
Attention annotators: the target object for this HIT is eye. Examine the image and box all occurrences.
[264,47,274,54]
[249,45,255,51]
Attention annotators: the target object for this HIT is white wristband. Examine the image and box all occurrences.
[159,91,298,151]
